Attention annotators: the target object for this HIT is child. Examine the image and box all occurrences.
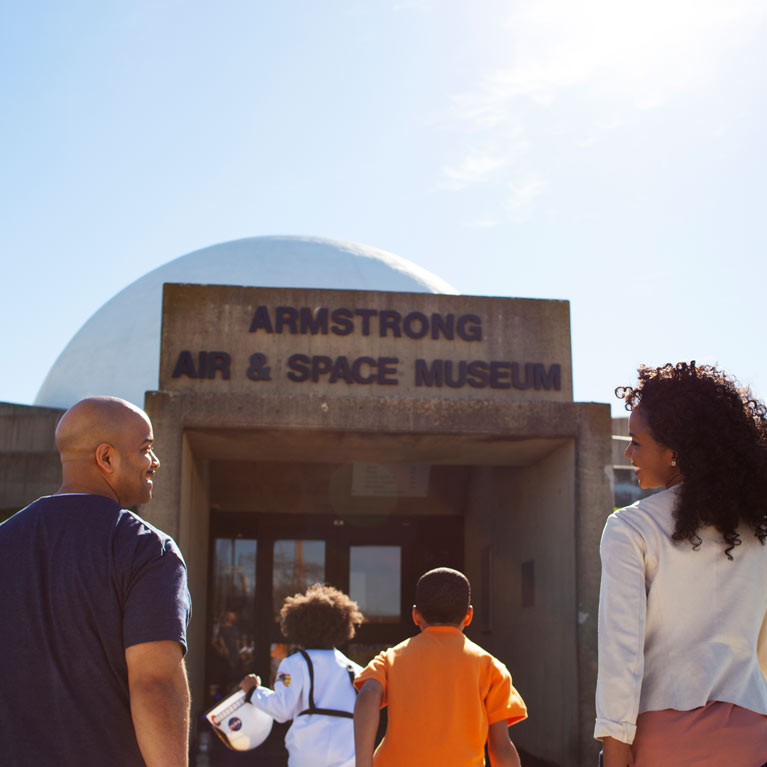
[353,567,527,767]
[240,583,364,767]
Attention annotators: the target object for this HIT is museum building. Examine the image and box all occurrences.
[0,236,613,767]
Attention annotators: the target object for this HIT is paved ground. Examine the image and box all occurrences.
[518,749,559,767]
[196,728,562,766]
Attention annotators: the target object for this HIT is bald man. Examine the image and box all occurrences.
[0,396,192,767]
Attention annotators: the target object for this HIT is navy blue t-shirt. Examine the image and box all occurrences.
[0,494,192,766]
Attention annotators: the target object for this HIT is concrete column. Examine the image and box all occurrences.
[574,403,613,767]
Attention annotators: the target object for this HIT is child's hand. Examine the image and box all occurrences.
[239,674,261,692]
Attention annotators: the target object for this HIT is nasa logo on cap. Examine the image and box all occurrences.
[228,717,242,732]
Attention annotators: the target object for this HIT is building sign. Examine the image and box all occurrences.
[159,284,573,401]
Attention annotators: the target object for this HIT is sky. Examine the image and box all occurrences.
[2,0,766,414]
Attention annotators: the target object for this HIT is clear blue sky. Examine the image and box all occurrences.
[2,0,766,413]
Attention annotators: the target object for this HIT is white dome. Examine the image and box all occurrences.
[35,236,458,408]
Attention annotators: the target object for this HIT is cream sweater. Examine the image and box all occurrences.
[594,486,767,743]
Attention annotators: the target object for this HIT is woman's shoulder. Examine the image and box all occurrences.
[606,486,679,539]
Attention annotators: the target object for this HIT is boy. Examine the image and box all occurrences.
[353,567,526,767]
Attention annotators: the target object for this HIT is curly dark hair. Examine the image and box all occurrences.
[415,567,471,625]
[617,361,767,558]
[279,583,364,648]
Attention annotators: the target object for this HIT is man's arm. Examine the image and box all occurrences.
[487,720,521,767]
[125,640,190,767]
[354,679,383,767]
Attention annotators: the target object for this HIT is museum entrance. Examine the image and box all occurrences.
[179,430,583,766]
[202,510,463,766]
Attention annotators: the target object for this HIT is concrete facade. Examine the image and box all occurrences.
[0,403,63,519]
[0,279,614,767]
[137,283,612,767]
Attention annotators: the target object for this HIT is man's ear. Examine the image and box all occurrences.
[95,442,116,474]
[462,605,474,628]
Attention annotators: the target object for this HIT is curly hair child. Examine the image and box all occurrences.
[239,583,364,767]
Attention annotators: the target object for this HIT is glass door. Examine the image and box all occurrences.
[207,512,462,699]
[206,538,257,701]
[268,538,327,682]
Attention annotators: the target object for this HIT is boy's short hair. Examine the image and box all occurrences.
[280,583,364,648]
[415,567,471,626]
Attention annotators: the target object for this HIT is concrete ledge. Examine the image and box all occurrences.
[0,452,61,509]
[145,390,597,437]
[0,403,64,452]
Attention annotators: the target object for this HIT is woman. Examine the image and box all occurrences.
[596,362,767,767]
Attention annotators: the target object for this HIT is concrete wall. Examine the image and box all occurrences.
[178,434,210,715]
[0,402,64,515]
[574,404,614,767]
[464,442,577,764]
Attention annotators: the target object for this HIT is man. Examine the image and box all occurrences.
[0,396,192,766]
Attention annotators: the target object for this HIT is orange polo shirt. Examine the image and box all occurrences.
[354,626,527,767]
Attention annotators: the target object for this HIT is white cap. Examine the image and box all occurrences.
[205,688,274,751]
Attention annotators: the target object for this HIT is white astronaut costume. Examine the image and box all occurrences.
[249,648,362,767]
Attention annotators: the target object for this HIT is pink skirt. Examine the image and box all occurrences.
[631,702,767,767]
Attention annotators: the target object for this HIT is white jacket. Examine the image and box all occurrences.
[249,648,362,767]
[594,486,767,743]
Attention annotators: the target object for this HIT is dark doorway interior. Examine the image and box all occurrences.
[199,511,463,767]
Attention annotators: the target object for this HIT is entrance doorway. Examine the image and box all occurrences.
[203,511,463,765]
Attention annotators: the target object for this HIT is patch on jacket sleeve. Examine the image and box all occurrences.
[277,672,291,687]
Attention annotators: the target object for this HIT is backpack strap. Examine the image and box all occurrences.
[296,649,355,719]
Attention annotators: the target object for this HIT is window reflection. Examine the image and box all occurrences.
[349,546,401,623]
[269,642,300,686]
[273,540,326,619]
[209,538,257,699]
